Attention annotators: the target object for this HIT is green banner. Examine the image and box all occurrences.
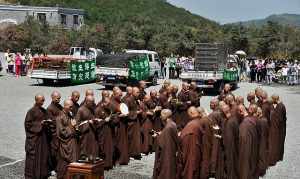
[128,55,150,81]
[70,59,96,84]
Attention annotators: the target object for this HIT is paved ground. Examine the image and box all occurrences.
[0,71,299,178]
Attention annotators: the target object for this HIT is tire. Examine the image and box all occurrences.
[43,79,54,85]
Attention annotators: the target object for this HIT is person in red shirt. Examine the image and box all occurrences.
[15,53,22,77]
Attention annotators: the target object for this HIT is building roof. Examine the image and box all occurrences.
[0,4,85,15]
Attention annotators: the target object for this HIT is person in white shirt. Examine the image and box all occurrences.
[281,65,288,84]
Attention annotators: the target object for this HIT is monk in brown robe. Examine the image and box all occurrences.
[255,87,264,107]
[197,107,213,179]
[56,100,78,179]
[177,82,191,129]
[151,90,164,132]
[216,104,239,179]
[126,87,142,159]
[178,107,203,179]
[140,95,154,154]
[268,95,287,166]
[218,84,233,101]
[24,94,49,179]
[189,82,201,107]
[111,88,129,165]
[95,95,114,170]
[71,90,80,116]
[76,95,99,158]
[153,109,179,179]
[255,107,269,177]
[238,104,259,179]
[47,91,63,172]
[208,98,223,176]
[260,91,271,123]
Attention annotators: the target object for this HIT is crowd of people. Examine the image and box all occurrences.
[3,49,32,77]
[161,56,194,79]
[245,59,300,85]
[24,81,287,179]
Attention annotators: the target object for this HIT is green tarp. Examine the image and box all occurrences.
[70,59,96,84]
[128,55,150,81]
[223,69,238,81]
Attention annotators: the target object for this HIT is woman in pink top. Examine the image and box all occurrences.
[15,53,22,77]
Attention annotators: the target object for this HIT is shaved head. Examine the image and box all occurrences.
[161,109,172,121]
[247,91,256,102]
[271,94,280,103]
[210,98,219,110]
[197,106,207,118]
[126,86,133,95]
[248,104,258,116]
[150,90,157,97]
[225,94,234,105]
[144,94,151,102]
[63,99,73,112]
[133,87,140,98]
[71,91,80,103]
[35,94,45,107]
[102,90,110,98]
[188,106,200,119]
[51,91,61,103]
[224,84,231,92]
[85,89,94,97]
[236,95,244,105]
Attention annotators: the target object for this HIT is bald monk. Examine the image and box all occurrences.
[56,100,78,179]
[177,82,191,129]
[216,104,239,179]
[24,94,49,179]
[76,96,99,158]
[47,91,63,172]
[197,107,213,179]
[140,95,154,154]
[70,91,80,116]
[111,88,129,165]
[95,95,114,169]
[189,82,201,107]
[218,84,233,101]
[80,89,96,109]
[177,107,203,179]
[268,95,287,166]
[255,107,269,177]
[127,87,142,159]
[238,104,259,179]
[151,90,164,132]
[208,98,223,175]
[153,109,179,179]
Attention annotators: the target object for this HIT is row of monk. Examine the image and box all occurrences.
[153,84,287,179]
[24,81,286,179]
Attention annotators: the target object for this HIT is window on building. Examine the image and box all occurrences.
[37,13,46,24]
[73,15,79,25]
[61,14,67,25]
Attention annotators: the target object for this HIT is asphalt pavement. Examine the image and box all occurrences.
[0,74,299,179]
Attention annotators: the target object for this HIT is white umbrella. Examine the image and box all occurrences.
[235,50,247,56]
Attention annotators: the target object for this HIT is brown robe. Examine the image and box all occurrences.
[95,101,114,169]
[189,89,200,107]
[217,115,239,179]
[208,110,223,175]
[71,101,80,116]
[153,120,179,179]
[239,116,259,179]
[47,102,63,171]
[256,116,269,177]
[123,95,141,157]
[140,101,154,154]
[75,105,98,158]
[110,97,129,165]
[178,118,203,179]
[24,105,49,179]
[177,90,190,130]
[56,111,78,179]
[200,116,213,179]
[268,102,287,166]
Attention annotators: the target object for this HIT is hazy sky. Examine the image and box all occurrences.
[168,0,300,24]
